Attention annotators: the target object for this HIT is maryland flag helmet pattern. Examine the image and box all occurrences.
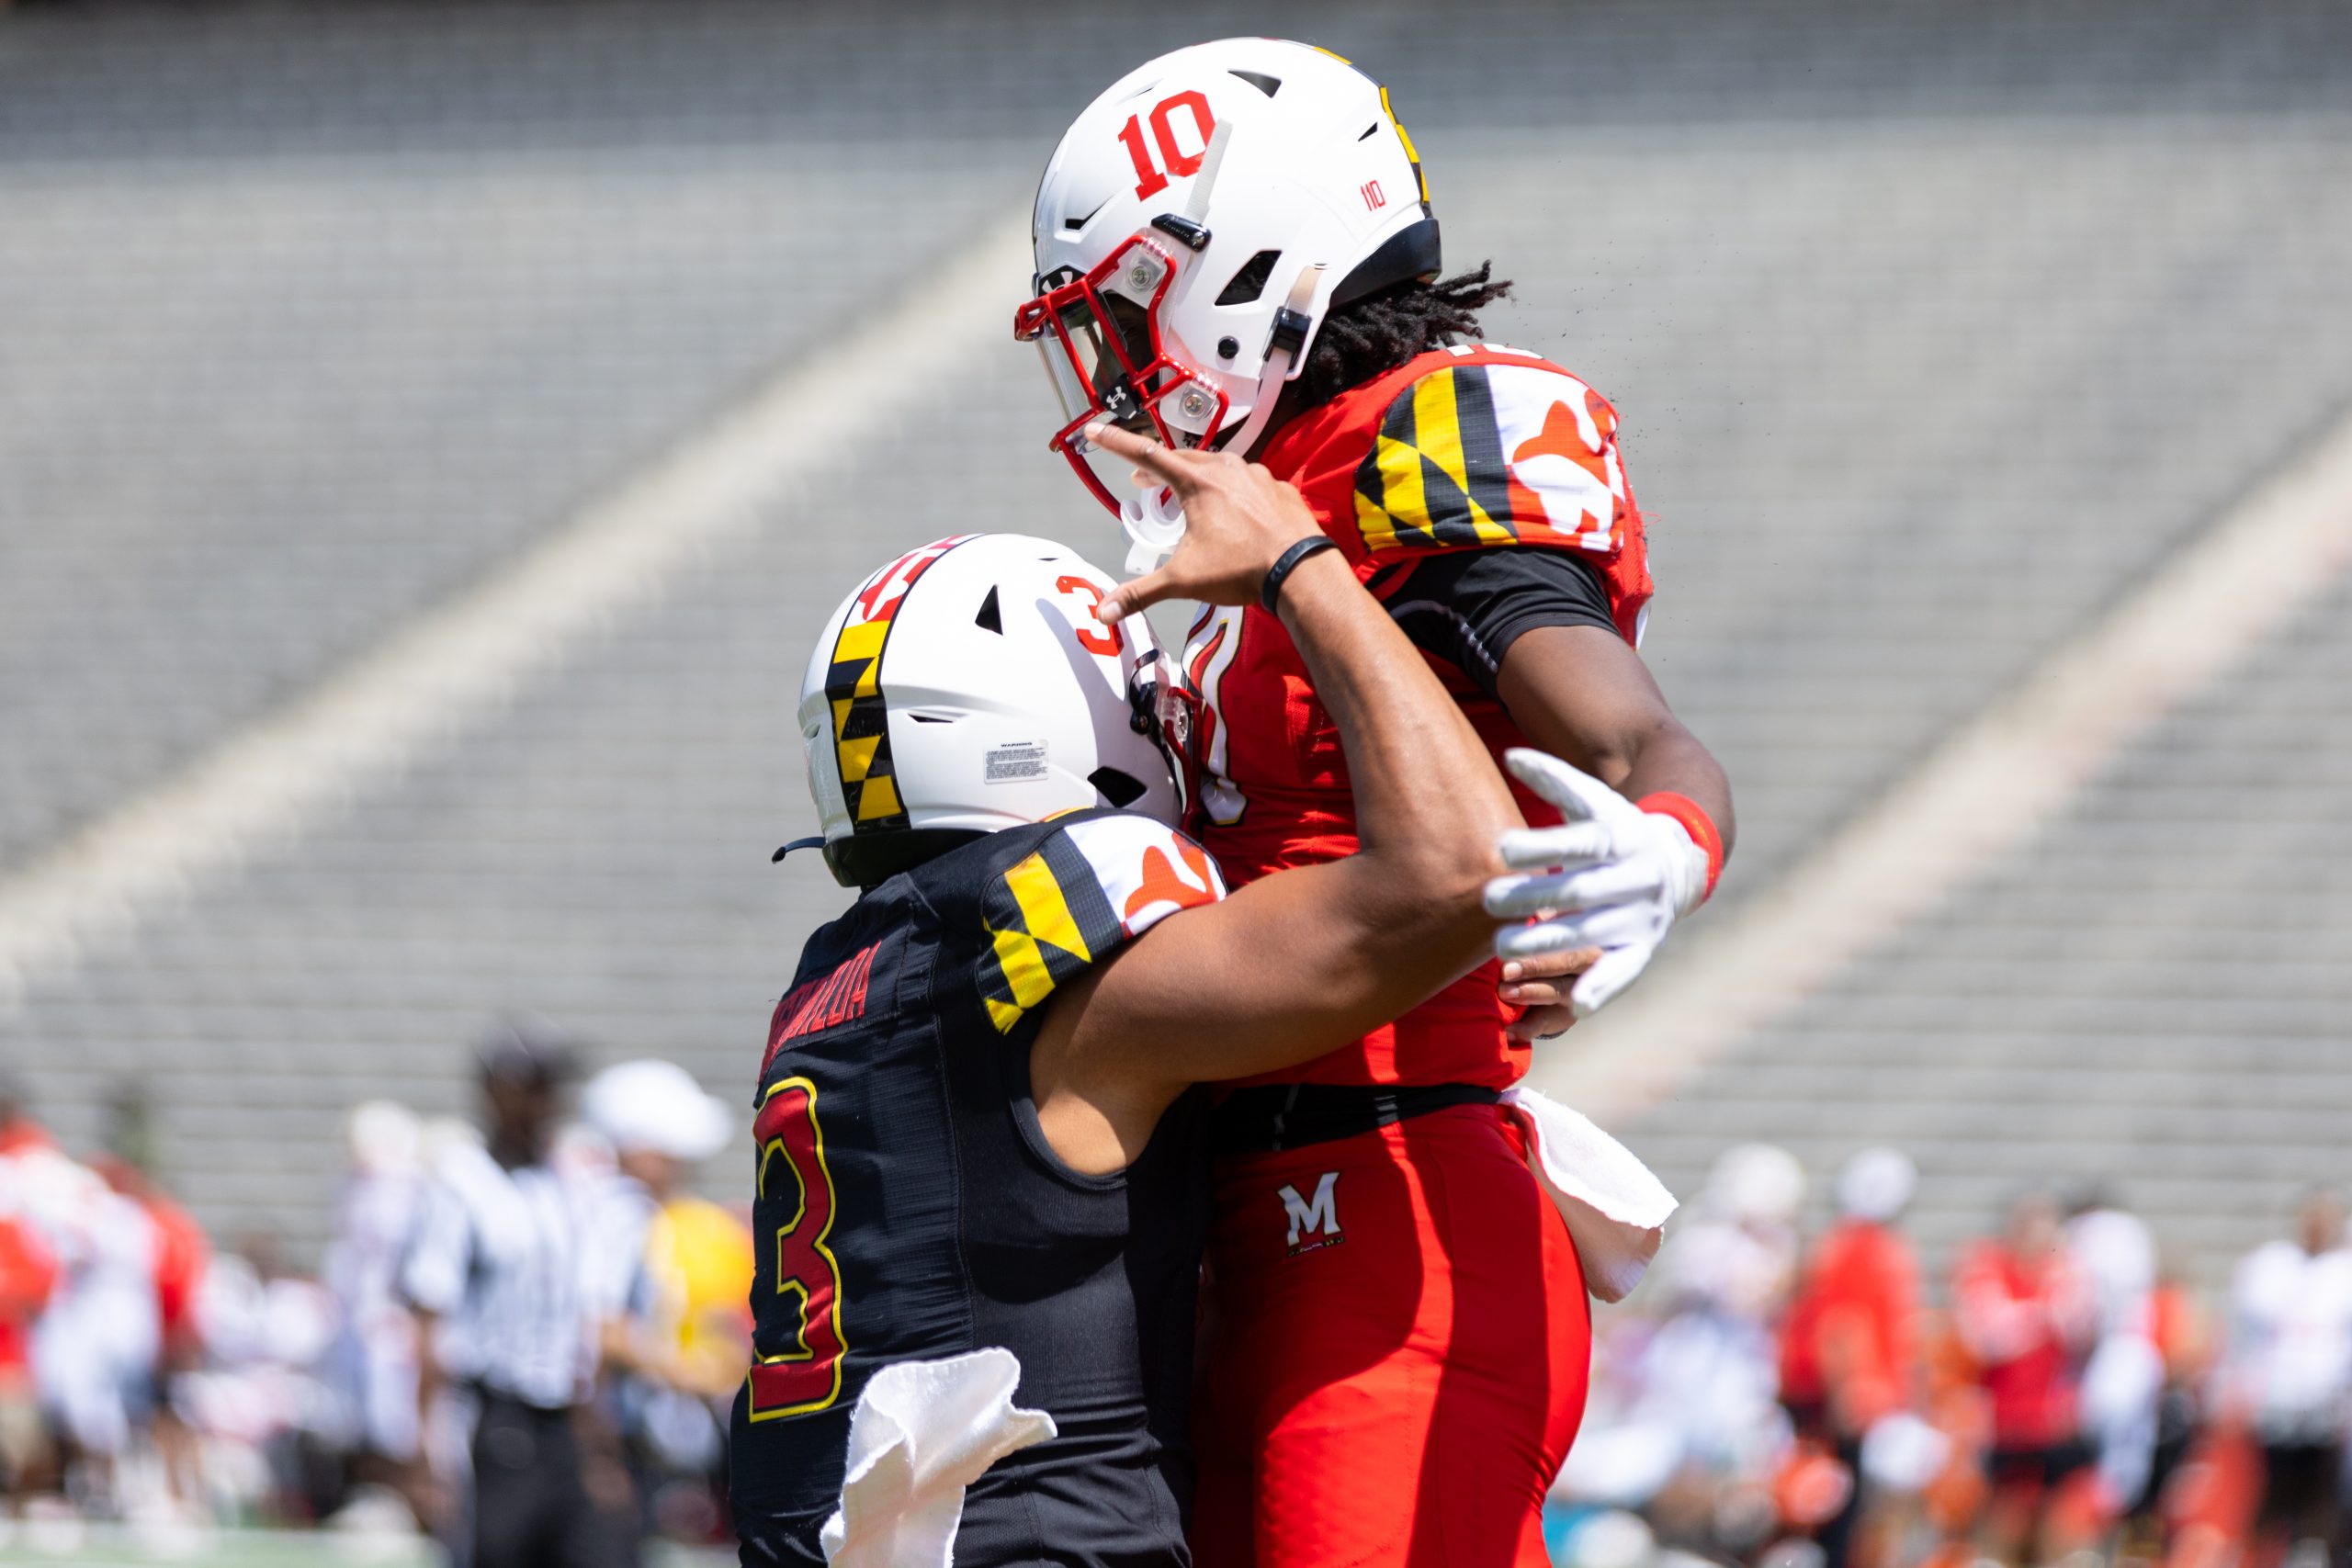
[821,536,973,834]
[1352,355,1635,562]
[976,813,1224,1035]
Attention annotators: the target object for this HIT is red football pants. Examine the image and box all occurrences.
[1191,1103,1591,1568]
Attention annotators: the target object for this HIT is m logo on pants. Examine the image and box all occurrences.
[1279,1172,1342,1256]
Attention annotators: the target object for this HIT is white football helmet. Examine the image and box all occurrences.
[796,534,1179,888]
[1015,39,1440,566]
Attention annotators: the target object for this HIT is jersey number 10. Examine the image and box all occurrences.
[743,1077,847,1421]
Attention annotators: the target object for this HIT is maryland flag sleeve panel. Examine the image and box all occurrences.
[1348,356,1655,642]
[975,814,1227,1036]
[1355,359,1628,555]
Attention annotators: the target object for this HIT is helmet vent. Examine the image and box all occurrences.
[1089,767,1149,809]
[1062,197,1108,234]
[1359,122,1379,141]
[975,586,1003,634]
[1216,249,1282,307]
[1229,69,1282,97]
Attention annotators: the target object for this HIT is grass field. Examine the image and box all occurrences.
[0,1526,735,1568]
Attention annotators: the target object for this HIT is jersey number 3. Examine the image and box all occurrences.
[744,1077,846,1421]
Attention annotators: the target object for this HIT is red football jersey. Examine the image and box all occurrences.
[1175,344,1653,1089]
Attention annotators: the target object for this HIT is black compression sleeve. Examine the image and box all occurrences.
[1370,547,1618,701]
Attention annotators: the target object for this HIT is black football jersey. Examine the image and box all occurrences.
[729,807,1227,1567]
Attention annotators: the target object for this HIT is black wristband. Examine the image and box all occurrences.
[1260,536,1340,614]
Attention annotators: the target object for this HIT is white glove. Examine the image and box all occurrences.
[1483,748,1712,1018]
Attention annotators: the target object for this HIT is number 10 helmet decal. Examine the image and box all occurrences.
[797,535,1182,889]
[1016,39,1441,570]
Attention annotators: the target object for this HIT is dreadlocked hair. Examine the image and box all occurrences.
[1292,263,1513,411]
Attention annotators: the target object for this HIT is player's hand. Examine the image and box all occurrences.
[1085,423,1320,624]
[1498,945,1601,1043]
[1483,749,1710,1018]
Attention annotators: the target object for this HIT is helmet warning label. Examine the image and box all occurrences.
[986,741,1049,784]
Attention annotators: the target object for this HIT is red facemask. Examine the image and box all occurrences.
[1013,234,1228,515]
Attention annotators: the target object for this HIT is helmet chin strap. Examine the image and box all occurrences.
[1222,262,1324,460]
[1120,261,1326,577]
[1182,119,1231,224]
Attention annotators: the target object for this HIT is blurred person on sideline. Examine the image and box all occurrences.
[1778,1147,1924,1568]
[1951,1191,2099,1566]
[2141,1255,2215,1529]
[181,1227,341,1520]
[1674,1144,1808,1329]
[579,1059,751,1553]
[2224,1187,2352,1566]
[91,1090,209,1377]
[321,1100,427,1493]
[400,1021,618,1568]
[0,1190,58,1503]
[25,1135,161,1516]
[89,1089,212,1517]
[2065,1184,2165,1521]
[1579,1145,1804,1557]
[0,1072,62,1502]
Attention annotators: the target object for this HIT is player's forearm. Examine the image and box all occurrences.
[1092,553,1524,1081]
[1277,550,1520,912]
[1498,625,1736,860]
[1077,858,1498,1091]
[1609,721,1736,858]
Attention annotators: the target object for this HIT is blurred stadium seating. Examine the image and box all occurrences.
[2,0,2349,1300]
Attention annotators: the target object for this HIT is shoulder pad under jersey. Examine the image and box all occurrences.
[972,811,1226,1036]
[1348,350,1636,563]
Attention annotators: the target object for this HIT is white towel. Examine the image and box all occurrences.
[1499,1086,1678,1303]
[820,1347,1057,1568]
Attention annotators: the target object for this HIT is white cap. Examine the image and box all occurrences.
[581,1059,733,1163]
[1707,1142,1808,1226]
[1838,1146,1917,1224]
[345,1100,422,1177]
